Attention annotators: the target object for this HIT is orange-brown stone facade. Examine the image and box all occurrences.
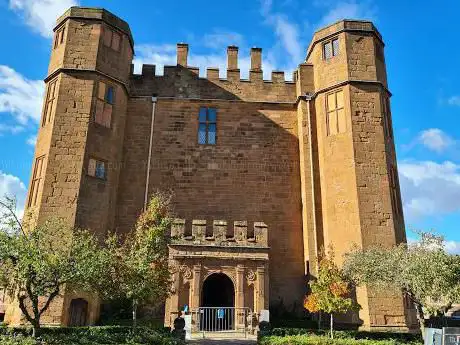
[1,7,418,330]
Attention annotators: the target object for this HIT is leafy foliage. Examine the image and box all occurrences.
[0,197,107,337]
[95,192,173,328]
[304,251,359,337]
[343,231,460,334]
[259,334,422,345]
[0,326,184,345]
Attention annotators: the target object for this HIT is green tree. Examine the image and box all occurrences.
[343,232,460,337]
[97,192,173,329]
[304,250,359,338]
[0,197,106,337]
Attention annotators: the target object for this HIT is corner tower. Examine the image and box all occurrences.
[300,20,416,329]
[6,7,133,326]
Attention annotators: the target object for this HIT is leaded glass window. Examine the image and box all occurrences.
[88,158,107,180]
[198,107,217,145]
[323,38,339,60]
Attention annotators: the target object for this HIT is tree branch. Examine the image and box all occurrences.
[39,287,60,317]
[0,199,26,237]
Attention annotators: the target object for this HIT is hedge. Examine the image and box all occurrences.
[260,335,423,345]
[268,328,422,343]
[0,325,183,345]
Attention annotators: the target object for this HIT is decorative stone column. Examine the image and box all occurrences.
[165,261,180,327]
[256,266,266,312]
[236,265,245,328]
[191,264,201,310]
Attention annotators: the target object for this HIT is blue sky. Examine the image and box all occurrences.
[0,0,459,251]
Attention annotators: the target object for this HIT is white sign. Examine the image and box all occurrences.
[260,309,270,323]
[184,315,192,340]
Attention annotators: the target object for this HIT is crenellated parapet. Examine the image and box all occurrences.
[129,43,300,103]
[171,219,268,247]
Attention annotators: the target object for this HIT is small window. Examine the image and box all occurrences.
[42,79,58,126]
[382,96,393,139]
[88,158,106,180]
[323,38,339,60]
[198,107,217,145]
[28,155,46,207]
[103,27,121,52]
[389,165,401,217]
[326,90,346,135]
[54,26,65,49]
[94,81,114,128]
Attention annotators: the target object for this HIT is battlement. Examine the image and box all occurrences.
[55,7,134,49]
[132,44,295,84]
[171,219,268,247]
[130,43,298,103]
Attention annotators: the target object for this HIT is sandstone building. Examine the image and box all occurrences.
[1,6,416,330]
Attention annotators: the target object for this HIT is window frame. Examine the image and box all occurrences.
[323,37,339,60]
[42,78,58,127]
[389,164,401,217]
[326,89,345,136]
[54,25,65,49]
[28,155,46,207]
[94,81,115,128]
[102,26,122,52]
[198,107,217,145]
[382,96,393,140]
[87,157,108,180]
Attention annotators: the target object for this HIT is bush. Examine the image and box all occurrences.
[259,334,423,345]
[266,329,422,344]
[0,326,183,345]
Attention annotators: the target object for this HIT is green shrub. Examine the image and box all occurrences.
[259,335,423,345]
[0,326,183,345]
[268,328,422,343]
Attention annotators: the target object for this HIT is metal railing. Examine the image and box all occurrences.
[192,307,252,338]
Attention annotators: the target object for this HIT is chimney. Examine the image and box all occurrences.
[227,46,239,70]
[250,47,262,71]
[177,43,188,66]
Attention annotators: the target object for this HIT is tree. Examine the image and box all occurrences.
[304,250,359,338]
[0,196,106,337]
[97,192,173,329]
[343,231,460,337]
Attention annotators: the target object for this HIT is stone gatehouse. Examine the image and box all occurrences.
[1,6,417,330]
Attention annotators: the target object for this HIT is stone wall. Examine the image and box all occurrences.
[116,97,306,309]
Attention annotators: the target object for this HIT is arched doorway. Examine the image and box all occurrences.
[69,298,88,327]
[201,273,235,331]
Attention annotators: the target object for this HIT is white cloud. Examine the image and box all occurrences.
[203,30,244,50]
[445,240,460,254]
[134,44,278,80]
[447,96,460,107]
[317,1,377,27]
[0,65,44,125]
[0,171,27,218]
[260,0,304,67]
[399,160,460,221]
[418,128,455,153]
[26,135,37,146]
[9,0,78,38]
[0,124,24,135]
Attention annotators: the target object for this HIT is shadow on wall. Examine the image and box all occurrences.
[113,65,306,308]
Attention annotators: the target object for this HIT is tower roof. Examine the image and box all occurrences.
[55,7,134,50]
[306,19,383,61]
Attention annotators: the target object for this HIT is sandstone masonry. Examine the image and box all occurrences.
[1,7,417,330]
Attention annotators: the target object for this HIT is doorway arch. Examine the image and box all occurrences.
[200,273,235,331]
[69,298,88,327]
[201,273,235,308]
